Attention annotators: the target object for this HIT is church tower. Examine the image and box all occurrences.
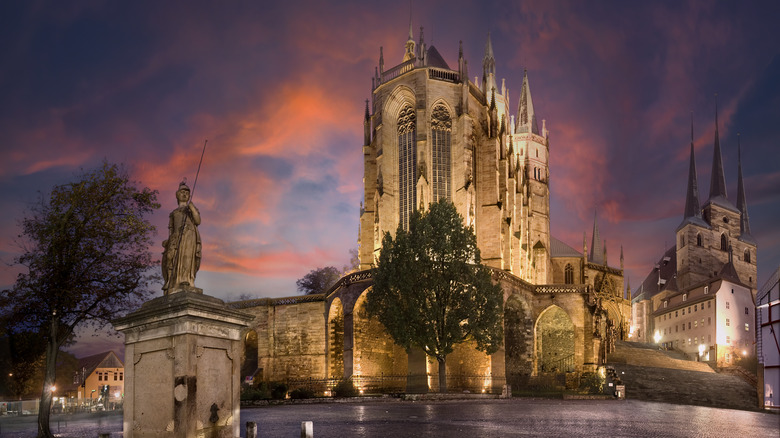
[358,25,551,284]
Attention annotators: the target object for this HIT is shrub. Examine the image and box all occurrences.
[332,378,358,398]
[579,372,604,394]
[270,382,288,400]
[289,387,316,399]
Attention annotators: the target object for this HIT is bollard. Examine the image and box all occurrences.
[246,421,257,438]
[301,421,313,438]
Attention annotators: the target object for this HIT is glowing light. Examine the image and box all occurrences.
[698,344,705,356]
[50,385,56,392]
[653,330,661,344]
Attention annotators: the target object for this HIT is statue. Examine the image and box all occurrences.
[162,181,202,294]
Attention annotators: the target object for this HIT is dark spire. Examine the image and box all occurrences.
[683,113,701,219]
[736,134,754,240]
[708,96,728,201]
[363,99,371,147]
[589,210,604,265]
[482,32,496,96]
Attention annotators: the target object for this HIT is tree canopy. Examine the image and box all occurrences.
[296,266,341,295]
[365,199,503,393]
[0,162,160,437]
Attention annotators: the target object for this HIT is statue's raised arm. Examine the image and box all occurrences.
[162,181,202,294]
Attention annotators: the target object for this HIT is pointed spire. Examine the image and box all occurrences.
[363,99,371,147]
[708,96,728,201]
[736,134,753,240]
[620,245,624,270]
[403,16,416,62]
[516,69,539,135]
[683,112,701,219]
[589,210,604,265]
[482,32,496,95]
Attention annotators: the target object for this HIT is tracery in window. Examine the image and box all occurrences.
[564,263,573,284]
[398,104,417,230]
[431,104,452,203]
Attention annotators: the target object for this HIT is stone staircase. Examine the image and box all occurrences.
[607,341,758,410]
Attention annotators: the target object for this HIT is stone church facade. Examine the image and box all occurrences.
[631,112,757,367]
[235,26,629,392]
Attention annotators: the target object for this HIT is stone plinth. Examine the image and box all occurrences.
[114,292,253,438]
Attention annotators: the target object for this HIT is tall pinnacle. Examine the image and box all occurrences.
[683,113,701,219]
[482,32,496,97]
[736,135,753,239]
[708,97,728,201]
[516,69,539,135]
[589,211,604,265]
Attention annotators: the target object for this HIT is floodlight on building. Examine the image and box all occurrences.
[698,344,705,356]
[653,330,661,344]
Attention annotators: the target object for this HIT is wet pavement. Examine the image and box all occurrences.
[0,399,777,437]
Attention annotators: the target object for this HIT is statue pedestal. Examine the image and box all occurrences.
[114,292,253,438]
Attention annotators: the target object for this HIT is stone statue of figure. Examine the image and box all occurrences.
[162,181,202,294]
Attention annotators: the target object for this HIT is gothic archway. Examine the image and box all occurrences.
[328,298,345,379]
[535,305,575,374]
[352,290,407,390]
[241,329,258,381]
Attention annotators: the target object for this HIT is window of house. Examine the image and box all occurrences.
[682,309,685,315]
[726,353,730,363]
[682,324,685,331]
[745,323,749,331]
[697,234,702,246]
[694,304,697,311]
[120,372,123,381]
[114,372,118,381]
[694,320,698,328]
[683,294,687,302]
[694,336,698,344]
[708,301,711,308]
[726,336,730,344]
[726,318,730,327]
[397,104,417,231]
[565,264,574,284]
[744,250,750,263]
[680,235,685,247]
[726,301,730,309]
[701,318,704,325]
[720,234,727,251]
[430,104,452,203]
[664,300,668,308]
[98,372,102,381]
[675,311,678,317]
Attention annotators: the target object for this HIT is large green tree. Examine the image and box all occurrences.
[0,162,159,437]
[366,199,503,393]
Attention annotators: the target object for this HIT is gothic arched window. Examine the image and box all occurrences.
[564,264,574,284]
[720,234,727,251]
[431,104,452,203]
[398,104,417,230]
[696,233,702,247]
[744,250,751,263]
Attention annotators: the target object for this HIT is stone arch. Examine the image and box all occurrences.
[352,289,407,387]
[328,297,345,378]
[505,294,533,385]
[534,305,576,374]
[241,329,259,381]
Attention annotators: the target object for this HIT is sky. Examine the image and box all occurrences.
[1,1,778,357]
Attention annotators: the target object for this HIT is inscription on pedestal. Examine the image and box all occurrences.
[134,350,174,432]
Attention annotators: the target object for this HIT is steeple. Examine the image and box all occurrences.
[589,211,604,265]
[516,69,540,135]
[708,97,729,202]
[678,113,708,231]
[363,100,371,147]
[736,135,754,242]
[482,32,497,99]
[403,18,416,62]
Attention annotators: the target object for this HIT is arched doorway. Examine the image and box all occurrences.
[328,298,345,379]
[535,305,575,373]
[505,295,532,386]
[352,290,407,391]
[241,329,258,381]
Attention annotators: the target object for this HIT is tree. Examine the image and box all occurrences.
[296,266,341,295]
[0,162,159,437]
[365,199,503,393]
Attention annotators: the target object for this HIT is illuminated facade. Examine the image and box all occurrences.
[631,111,758,368]
[757,268,780,409]
[63,351,124,410]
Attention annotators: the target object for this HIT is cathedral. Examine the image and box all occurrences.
[631,110,757,367]
[236,25,630,393]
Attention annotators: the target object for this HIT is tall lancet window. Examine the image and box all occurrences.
[398,104,417,230]
[431,104,452,203]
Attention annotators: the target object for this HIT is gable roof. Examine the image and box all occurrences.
[550,236,582,258]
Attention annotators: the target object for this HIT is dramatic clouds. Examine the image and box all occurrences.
[1,1,778,328]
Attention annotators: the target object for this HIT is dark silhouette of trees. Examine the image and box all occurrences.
[0,162,159,437]
[296,266,340,295]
